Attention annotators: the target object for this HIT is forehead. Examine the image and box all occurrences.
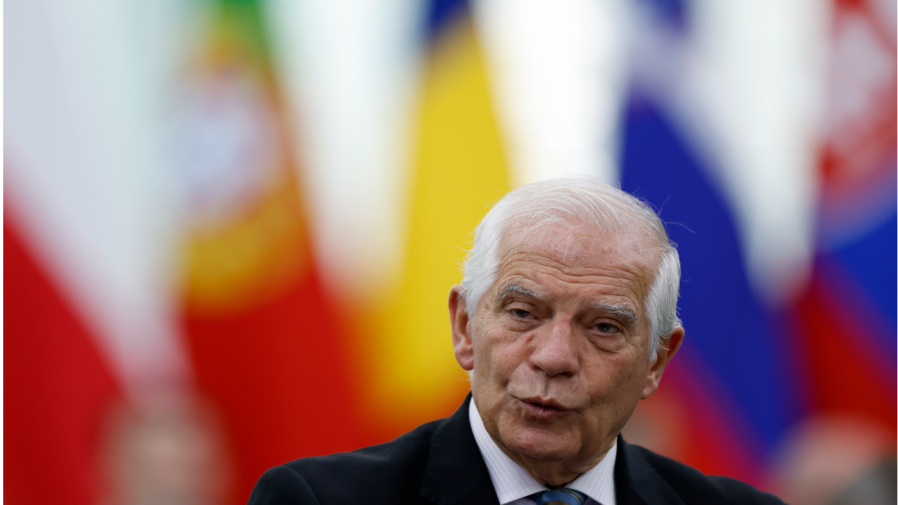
[491,224,657,311]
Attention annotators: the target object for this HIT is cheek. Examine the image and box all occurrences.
[473,328,530,383]
[615,358,653,402]
[584,353,645,396]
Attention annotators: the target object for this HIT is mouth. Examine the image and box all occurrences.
[517,396,570,418]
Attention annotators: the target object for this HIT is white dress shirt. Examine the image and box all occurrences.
[469,399,617,505]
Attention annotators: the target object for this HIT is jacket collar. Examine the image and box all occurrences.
[420,393,500,505]
[614,435,684,505]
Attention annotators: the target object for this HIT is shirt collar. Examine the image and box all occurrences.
[468,397,617,505]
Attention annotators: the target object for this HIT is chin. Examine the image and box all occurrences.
[501,429,580,461]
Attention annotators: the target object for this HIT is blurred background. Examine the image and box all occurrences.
[5,0,895,504]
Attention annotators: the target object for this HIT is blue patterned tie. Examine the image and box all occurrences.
[530,488,588,505]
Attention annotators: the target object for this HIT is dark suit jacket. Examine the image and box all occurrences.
[249,395,784,504]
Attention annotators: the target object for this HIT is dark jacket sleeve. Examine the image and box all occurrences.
[707,475,787,505]
[249,465,321,505]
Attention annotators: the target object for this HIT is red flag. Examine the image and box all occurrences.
[5,215,123,505]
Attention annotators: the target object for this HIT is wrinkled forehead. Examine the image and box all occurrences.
[485,223,659,329]
[496,219,660,273]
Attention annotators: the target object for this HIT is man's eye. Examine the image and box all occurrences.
[511,309,532,319]
[595,322,620,334]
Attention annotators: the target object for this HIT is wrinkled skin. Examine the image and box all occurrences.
[449,225,684,486]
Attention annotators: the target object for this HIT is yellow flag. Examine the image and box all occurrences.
[357,15,511,433]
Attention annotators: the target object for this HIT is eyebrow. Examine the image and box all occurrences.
[590,301,637,326]
[496,282,638,326]
[497,282,542,301]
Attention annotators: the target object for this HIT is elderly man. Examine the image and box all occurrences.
[249,178,783,504]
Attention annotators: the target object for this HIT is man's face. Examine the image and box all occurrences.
[449,224,682,483]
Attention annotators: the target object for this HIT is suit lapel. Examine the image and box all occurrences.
[614,436,685,505]
[420,394,500,505]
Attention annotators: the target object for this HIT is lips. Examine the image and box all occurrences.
[518,396,570,418]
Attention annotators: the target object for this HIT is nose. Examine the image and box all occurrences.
[529,318,579,377]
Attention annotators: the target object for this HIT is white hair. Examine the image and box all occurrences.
[460,176,681,360]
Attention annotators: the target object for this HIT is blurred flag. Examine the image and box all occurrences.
[354,0,512,437]
[619,0,895,488]
[5,217,123,505]
[789,0,896,432]
[172,1,360,501]
[6,2,190,503]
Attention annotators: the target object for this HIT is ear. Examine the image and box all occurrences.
[448,285,474,371]
[641,326,684,399]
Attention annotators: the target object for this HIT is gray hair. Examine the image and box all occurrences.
[460,176,681,360]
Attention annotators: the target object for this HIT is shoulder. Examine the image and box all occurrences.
[249,418,444,505]
[624,443,786,505]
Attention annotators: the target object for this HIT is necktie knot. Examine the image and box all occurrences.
[531,488,587,505]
